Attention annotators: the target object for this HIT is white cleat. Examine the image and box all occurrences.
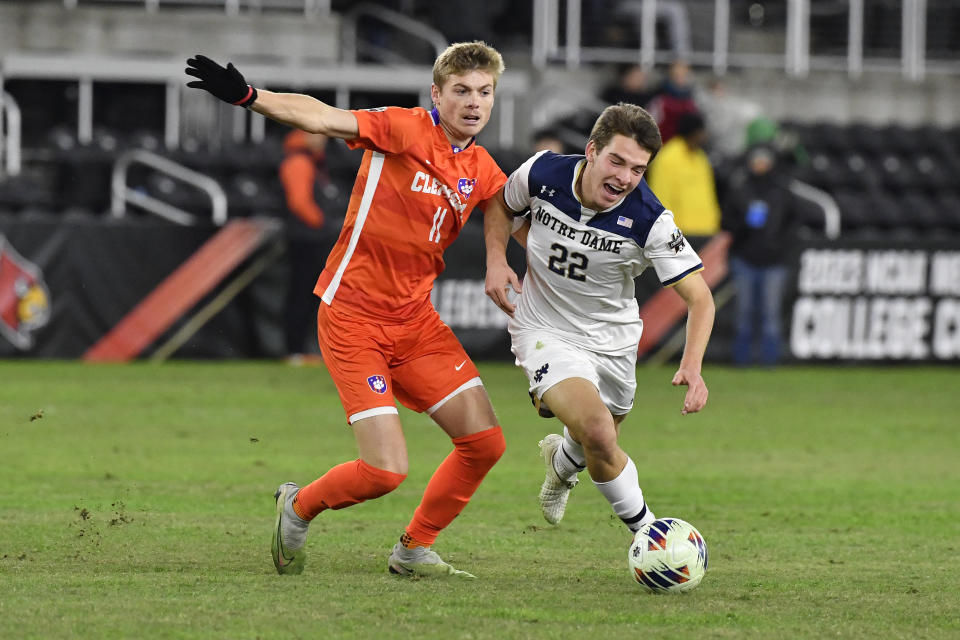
[538,434,578,525]
[387,541,475,578]
[272,482,309,575]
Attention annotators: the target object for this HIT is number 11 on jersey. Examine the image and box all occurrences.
[429,207,448,243]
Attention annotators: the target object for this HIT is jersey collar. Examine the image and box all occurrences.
[431,107,475,154]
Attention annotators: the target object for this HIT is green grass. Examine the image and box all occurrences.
[1,361,958,639]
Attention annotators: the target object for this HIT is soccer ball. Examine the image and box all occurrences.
[628,517,708,593]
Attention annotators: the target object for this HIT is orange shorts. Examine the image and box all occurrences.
[317,302,482,424]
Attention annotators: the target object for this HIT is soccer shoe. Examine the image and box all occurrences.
[538,434,579,525]
[387,541,476,579]
[272,482,309,575]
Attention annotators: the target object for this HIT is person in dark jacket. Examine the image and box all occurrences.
[280,129,334,362]
[721,143,798,366]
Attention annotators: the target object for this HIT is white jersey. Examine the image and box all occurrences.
[504,151,704,355]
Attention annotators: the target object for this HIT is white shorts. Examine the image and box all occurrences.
[510,330,637,416]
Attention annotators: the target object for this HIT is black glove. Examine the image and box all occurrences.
[185,54,258,107]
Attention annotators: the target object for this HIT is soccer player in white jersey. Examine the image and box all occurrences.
[483,103,714,533]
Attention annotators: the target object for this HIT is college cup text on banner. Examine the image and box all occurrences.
[790,246,960,361]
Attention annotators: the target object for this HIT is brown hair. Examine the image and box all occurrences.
[589,103,662,156]
[433,41,505,90]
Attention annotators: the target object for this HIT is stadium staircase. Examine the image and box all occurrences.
[84,217,283,362]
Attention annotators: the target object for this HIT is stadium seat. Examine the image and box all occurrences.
[896,190,942,232]
[226,172,284,217]
[0,166,58,213]
[841,151,883,192]
[933,190,960,232]
[862,190,906,231]
[847,122,886,157]
[813,121,854,155]
[833,188,874,235]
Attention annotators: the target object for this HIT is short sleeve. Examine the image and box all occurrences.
[643,211,704,286]
[347,107,427,155]
[476,149,508,203]
[503,150,547,213]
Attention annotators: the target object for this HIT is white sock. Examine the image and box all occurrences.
[552,425,586,481]
[592,457,655,532]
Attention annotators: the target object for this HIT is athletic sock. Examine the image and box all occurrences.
[293,459,406,521]
[592,456,655,532]
[405,426,505,546]
[552,425,586,481]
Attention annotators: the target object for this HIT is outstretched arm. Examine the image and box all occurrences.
[185,55,359,139]
[669,272,715,415]
[251,90,358,139]
[483,190,522,317]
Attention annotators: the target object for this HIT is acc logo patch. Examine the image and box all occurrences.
[457,178,476,198]
[668,229,686,254]
[366,374,388,394]
[0,234,51,350]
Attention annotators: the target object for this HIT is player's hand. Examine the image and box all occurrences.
[671,367,708,415]
[484,261,522,317]
[185,54,258,107]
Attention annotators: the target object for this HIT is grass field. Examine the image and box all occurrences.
[1,361,958,639]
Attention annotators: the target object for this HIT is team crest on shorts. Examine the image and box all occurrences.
[457,178,476,198]
[534,363,549,383]
[367,375,387,394]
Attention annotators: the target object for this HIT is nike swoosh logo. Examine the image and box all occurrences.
[455,360,467,371]
[276,518,294,566]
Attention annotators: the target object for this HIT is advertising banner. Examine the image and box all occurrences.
[790,239,960,361]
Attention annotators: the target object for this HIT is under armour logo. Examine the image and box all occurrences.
[539,185,556,198]
[534,363,549,383]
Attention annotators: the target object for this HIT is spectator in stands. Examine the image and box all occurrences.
[532,128,566,154]
[600,63,656,110]
[647,59,698,143]
[697,76,762,166]
[279,129,336,364]
[645,111,721,236]
[721,143,799,366]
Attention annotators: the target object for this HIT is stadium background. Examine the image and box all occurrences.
[1,0,959,363]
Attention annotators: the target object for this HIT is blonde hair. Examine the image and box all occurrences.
[432,41,505,89]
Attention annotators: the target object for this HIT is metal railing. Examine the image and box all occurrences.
[111,149,227,225]
[340,2,448,66]
[60,0,330,17]
[533,0,949,80]
[789,179,841,240]
[0,90,21,177]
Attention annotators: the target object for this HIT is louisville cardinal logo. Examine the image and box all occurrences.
[0,234,51,350]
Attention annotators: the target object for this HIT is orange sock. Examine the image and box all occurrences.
[404,426,505,547]
[293,459,406,521]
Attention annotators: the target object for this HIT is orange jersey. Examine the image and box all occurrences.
[314,106,506,322]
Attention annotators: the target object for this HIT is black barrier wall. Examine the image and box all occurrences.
[2,213,958,362]
[0,214,526,360]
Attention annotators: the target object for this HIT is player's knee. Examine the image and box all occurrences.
[455,425,506,469]
[578,418,618,456]
[357,460,407,498]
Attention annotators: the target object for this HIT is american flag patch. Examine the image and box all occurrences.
[617,216,633,228]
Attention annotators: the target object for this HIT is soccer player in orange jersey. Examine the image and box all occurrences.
[186,42,508,578]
